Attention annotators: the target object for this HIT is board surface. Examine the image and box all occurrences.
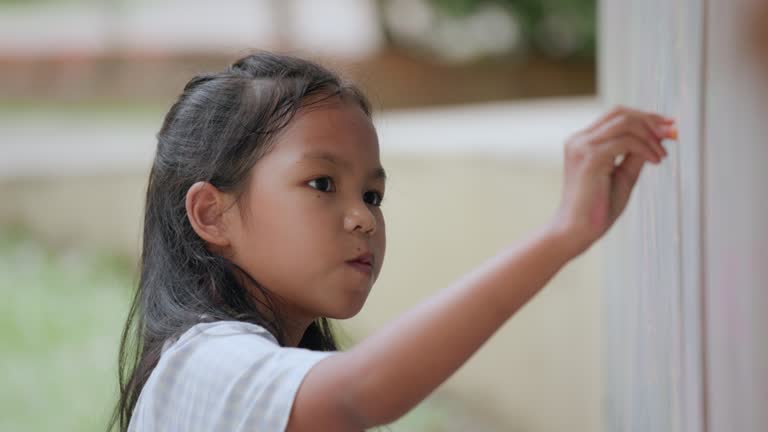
[601,0,768,430]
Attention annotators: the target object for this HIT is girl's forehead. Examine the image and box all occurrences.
[271,101,379,159]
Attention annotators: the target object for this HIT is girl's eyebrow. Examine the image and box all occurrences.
[301,150,387,181]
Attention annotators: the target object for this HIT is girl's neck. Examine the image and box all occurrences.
[282,317,313,347]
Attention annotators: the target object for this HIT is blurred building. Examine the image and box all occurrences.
[0,0,595,108]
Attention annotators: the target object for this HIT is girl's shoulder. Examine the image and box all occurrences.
[160,319,278,355]
[129,320,335,432]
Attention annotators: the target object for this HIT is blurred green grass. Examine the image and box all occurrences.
[0,226,491,432]
[0,226,134,432]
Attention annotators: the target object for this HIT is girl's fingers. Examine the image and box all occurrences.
[586,106,674,134]
[610,152,647,214]
[649,126,668,159]
[665,124,679,140]
[608,135,661,166]
[588,135,659,171]
[584,105,638,132]
[589,114,664,162]
[623,107,675,128]
[614,152,647,186]
[637,116,678,156]
[636,110,675,128]
[637,118,669,159]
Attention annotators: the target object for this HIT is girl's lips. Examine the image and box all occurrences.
[346,260,373,275]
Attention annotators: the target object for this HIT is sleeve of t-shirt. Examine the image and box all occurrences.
[129,323,336,432]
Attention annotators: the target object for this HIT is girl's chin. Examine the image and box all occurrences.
[327,299,368,320]
[317,274,375,319]
[326,291,371,320]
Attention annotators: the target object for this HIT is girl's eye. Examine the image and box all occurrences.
[308,176,335,192]
[364,190,384,207]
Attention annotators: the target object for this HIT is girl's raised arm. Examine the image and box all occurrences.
[287,107,677,432]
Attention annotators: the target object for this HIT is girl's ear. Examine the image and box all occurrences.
[185,181,233,248]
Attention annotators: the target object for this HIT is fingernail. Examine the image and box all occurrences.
[667,126,679,140]
[660,125,679,140]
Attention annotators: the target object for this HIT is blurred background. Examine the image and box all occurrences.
[0,1,602,431]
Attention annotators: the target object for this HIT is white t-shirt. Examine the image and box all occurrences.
[127,320,336,432]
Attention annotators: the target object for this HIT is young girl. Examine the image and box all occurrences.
[109,51,677,432]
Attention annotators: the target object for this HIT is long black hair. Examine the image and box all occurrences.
[107,51,372,432]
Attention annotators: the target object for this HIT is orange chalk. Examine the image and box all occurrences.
[668,125,679,141]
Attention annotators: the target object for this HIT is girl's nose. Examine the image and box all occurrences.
[343,202,377,235]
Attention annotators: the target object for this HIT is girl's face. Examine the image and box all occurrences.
[226,98,386,323]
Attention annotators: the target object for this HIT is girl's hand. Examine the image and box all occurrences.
[549,106,678,257]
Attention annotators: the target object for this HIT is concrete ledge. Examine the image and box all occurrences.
[1,97,600,179]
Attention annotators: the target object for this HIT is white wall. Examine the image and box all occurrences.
[601,0,768,430]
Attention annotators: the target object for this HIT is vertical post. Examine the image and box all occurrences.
[601,0,768,430]
[702,0,768,430]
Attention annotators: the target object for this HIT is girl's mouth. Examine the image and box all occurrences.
[346,259,373,275]
[346,250,373,275]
